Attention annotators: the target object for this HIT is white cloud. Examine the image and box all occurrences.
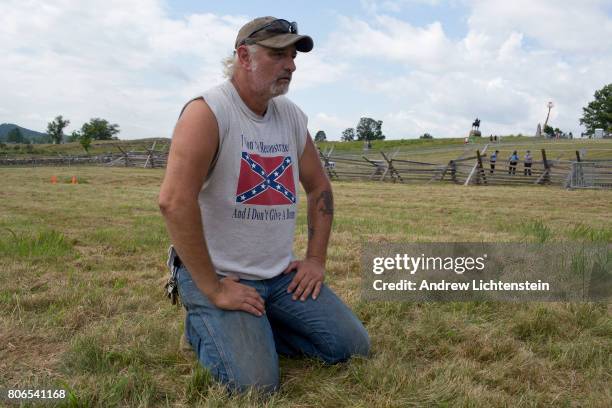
[319,1,612,138]
[309,113,354,139]
[1,1,610,141]
[0,0,248,138]
[328,15,455,70]
[497,32,523,62]
[361,0,441,14]
[0,1,347,139]
[292,52,349,91]
[467,0,612,53]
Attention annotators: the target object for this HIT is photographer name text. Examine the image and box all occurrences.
[373,279,550,292]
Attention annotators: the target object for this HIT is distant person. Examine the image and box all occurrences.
[524,150,533,176]
[489,150,499,174]
[508,150,519,175]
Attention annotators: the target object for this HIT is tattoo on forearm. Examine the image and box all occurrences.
[307,213,315,239]
[316,190,334,215]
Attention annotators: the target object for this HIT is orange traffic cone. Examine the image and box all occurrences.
[51,175,58,184]
[71,176,78,184]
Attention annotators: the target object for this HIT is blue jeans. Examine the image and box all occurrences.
[176,265,370,393]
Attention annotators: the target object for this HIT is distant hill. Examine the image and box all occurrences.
[0,123,50,143]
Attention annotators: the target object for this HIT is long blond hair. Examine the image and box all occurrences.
[222,44,260,78]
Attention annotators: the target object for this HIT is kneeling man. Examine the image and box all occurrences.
[158,16,370,393]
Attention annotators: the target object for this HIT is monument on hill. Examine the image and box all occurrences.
[469,118,482,140]
[543,101,554,131]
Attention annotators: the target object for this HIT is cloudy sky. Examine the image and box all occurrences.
[1,0,611,140]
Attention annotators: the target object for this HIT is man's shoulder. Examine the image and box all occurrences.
[273,95,304,117]
[200,81,232,99]
[181,82,230,112]
[180,81,234,125]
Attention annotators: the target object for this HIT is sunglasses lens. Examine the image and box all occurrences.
[268,20,289,33]
[264,20,298,35]
[243,19,299,45]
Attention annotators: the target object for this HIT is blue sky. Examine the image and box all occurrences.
[166,0,470,39]
[1,0,611,140]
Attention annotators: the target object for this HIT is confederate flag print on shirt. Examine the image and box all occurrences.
[235,152,296,205]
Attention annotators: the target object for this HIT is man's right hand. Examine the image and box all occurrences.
[207,276,266,317]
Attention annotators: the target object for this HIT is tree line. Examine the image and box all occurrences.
[313,83,611,142]
[314,117,386,143]
[46,116,120,152]
[2,117,120,150]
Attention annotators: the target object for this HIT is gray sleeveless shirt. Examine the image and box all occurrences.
[192,81,308,280]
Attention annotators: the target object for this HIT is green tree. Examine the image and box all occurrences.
[67,130,92,153]
[79,133,92,153]
[356,117,385,141]
[341,128,355,141]
[314,130,327,142]
[543,125,555,137]
[580,83,612,134]
[66,130,80,143]
[46,115,70,144]
[7,128,28,144]
[419,133,433,139]
[81,118,120,140]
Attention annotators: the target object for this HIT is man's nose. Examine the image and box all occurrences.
[285,56,296,73]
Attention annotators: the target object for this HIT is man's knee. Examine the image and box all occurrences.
[185,309,280,394]
[227,363,280,394]
[191,341,280,394]
[321,321,370,364]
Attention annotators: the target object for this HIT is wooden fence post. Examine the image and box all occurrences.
[380,150,403,183]
[475,149,487,185]
[574,150,584,187]
[464,143,489,185]
[319,147,338,180]
[535,149,551,184]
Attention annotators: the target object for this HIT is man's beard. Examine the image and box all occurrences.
[269,79,290,96]
[253,76,291,98]
[251,63,291,97]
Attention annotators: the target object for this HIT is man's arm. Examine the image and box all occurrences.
[159,99,265,316]
[284,134,333,301]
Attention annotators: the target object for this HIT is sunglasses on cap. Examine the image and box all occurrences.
[242,19,298,45]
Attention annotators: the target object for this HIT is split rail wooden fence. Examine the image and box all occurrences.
[2,142,611,189]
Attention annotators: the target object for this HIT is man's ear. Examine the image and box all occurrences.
[236,45,253,70]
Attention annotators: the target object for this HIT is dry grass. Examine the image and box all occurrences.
[1,166,611,407]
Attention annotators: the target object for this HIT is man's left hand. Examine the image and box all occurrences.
[283,258,324,301]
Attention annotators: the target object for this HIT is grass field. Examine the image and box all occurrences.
[1,166,611,407]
